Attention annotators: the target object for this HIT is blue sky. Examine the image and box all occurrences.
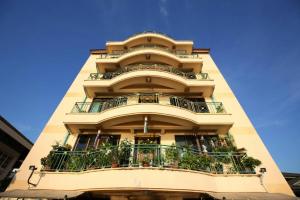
[0,0,299,172]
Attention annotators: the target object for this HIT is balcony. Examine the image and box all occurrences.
[83,72,214,98]
[106,31,194,54]
[87,64,209,81]
[35,142,264,193]
[65,94,232,134]
[41,144,256,175]
[71,94,225,114]
[98,46,201,59]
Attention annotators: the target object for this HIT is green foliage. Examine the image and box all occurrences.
[119,139,132,166]
[242,156,262,169]
[65,154,85,171]
[51,142,72,151]
[179,148,212,171]
[165,143,179,166]
[214,162,223,173]
[40,143,71,169]
[216,104,224,113]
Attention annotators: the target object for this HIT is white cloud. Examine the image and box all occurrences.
[159,0,168,17]
[159,5,168,16]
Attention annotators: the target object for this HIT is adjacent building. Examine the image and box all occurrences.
[0,116,32,191]
[1,32,297,199]
[283,172,300,197]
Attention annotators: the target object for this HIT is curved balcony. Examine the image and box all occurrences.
[98,48,201,59]
[71,94,225,114]
[41,145,253,174]
[109,45,193,57]
[35,144,264,193]
[83,69,214,97]
[96,48,202,67]
[88,64,209,81]
[65,94,232,134]
[106,31,193,50]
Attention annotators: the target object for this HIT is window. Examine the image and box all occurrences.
[175,135,198,150]
[74,134,120,151]
[175,135,220,152]
[89,98,113,113]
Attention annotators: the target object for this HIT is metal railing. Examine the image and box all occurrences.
[169,97,225,113]
[126,31,174,41]
[71,97,127,113]
[97,44,201,59]
[87,64,209,81]
[71,94,226,114]
[41,144,254,174]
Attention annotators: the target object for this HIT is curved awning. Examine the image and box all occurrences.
[1,189,298,200]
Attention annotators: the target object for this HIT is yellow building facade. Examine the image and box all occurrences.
[2,32,296,199]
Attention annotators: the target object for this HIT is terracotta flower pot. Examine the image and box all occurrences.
[143,162,150,167]
[111,163,119,168]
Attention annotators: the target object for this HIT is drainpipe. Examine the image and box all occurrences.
[94,129,101,147]
[144,116,148,133]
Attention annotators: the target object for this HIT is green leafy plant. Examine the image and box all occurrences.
[110,146,120,167]
[142,154,151,167]
[65,153,85,171]
[179,147,213,171]
[214,162,223,174]
[139,138,156,154]
[216,104,225,113]
[165,143,179,167]
[242,156,261,170]
[119,139,132,167]
[40,143,72,170]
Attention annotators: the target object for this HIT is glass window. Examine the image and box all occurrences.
[97,135,120,147]
[89,98,113,113]
[75,135,91,151]
[175,135,220,152]
[74,134,120,151]
[175,135,198,150]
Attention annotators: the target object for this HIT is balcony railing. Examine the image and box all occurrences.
[41,144,255,174]
[87,64,209,80]
[71,94,226,114]
[98,45,201,59]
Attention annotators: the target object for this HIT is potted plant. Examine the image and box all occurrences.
[142,154,151,167]
[178,147,199,170]
[40,143,72,171]
[85,148,98,170]
[241,156,261,173]
[40,157,51,170]
[165,143,179,168]
[119,139,132,167]
[110,146,119,168]
[65,153,85,172]
[138,138,156,167]
[196,155,213,172]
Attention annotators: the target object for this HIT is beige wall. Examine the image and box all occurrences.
[5,35,294,197]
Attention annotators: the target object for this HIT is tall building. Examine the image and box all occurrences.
[0,116,32,191]
[1,32,297,199]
